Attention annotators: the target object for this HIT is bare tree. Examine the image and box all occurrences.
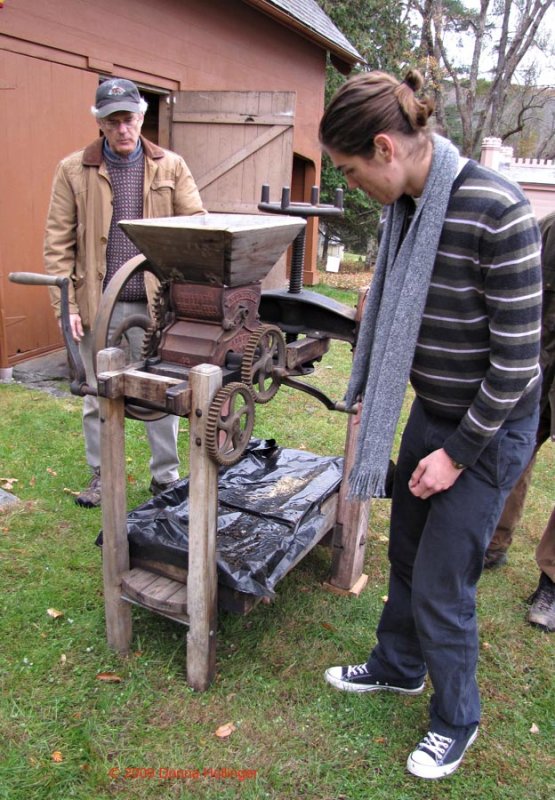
[413,0,554,156]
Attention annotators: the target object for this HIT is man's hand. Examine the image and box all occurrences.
[60,313,84,343]
[408,448,465,500]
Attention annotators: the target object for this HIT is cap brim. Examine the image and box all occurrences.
[95,101,142,118]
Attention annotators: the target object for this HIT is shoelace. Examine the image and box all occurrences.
[346,663,369,678]
[419,731,453,760]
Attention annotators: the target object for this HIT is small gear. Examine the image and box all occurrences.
[241,324,286,403]
[141,280,171,360]
[205,382,255,466]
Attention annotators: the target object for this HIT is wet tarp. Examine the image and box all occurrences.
[103,441,343,598]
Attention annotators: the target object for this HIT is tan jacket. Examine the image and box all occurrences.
[44,136,205,328]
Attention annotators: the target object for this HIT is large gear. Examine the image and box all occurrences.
[93,255,167,421]
[240,324,286,403]
[205,382,255,466]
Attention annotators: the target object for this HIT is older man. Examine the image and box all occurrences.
[45,78,205,506]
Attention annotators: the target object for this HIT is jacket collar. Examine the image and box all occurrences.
[82,135,165,166]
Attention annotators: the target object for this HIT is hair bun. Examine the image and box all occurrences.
[403,69,424,93]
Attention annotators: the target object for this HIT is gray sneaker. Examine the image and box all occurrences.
[75,469,101,508]
[527,572,555,632]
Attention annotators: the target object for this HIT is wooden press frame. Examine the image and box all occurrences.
[97,331,370,691]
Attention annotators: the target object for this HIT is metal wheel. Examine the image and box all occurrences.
[205,382,255,466]
[240,324,286,403]
[93,254,166,421]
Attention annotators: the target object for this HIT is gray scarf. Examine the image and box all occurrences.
[345,134,460,499]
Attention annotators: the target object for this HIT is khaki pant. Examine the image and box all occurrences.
[79,300,180,484]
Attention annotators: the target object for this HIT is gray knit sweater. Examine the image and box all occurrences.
[410,160,542,467]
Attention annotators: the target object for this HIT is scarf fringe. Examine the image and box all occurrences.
[347,465,387,500]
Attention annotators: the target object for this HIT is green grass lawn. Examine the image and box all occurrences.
[0,287,553,799]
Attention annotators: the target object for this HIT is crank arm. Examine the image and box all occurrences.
[280,375,357,413]
[9,272,91,396]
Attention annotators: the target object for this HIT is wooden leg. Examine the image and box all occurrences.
[98,347,132,653]
[324,409,370,595]
[325,287,370,595]
[186,364,221,691]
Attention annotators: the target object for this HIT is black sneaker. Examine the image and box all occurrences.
[149,477,181,496]
[527,572,555,632]
[324,663,425,694]
[407,726,478,779]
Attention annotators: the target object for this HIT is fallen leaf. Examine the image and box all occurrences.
[47,608,64,619]
[0,477,18,492]
[96,672,123,683]
[96,672,121,683]
[482,641,492,650]
[60,654,67,665]
[321,621,336,631]
[381,595,389,603]
[46,468,57,476]
[215,722,236,738]
[529,723,540,734]
[51,751,63,763]
[63,487,80,496]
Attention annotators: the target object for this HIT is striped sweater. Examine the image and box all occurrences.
[409,160,542,467]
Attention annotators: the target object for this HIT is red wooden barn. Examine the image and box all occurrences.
[0,0,360,376]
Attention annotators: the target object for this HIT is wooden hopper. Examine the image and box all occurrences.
[119,213,306,286]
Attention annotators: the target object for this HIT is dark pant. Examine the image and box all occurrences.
[367,398,538,738]
[487,400,550,554]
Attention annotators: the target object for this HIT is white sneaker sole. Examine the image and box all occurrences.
[407,727,479,779]
[324,669,425,695]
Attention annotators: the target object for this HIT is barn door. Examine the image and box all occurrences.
[170,91,295,214]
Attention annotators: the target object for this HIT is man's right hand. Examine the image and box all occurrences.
[61,313,84,342]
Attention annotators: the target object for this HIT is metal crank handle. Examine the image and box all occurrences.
[334,400,359,414]
[8,272,91,397]
[9,271,66,287]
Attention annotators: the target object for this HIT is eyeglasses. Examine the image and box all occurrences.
[100,115,141,131]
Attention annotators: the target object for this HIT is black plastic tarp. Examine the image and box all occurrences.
[100,441,343,598]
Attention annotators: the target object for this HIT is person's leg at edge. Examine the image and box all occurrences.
[528,507,555,631]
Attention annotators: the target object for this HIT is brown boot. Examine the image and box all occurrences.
[75,469,101,508]
[483,549,508,570]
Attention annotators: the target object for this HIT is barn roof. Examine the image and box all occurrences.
[242,0,363,70]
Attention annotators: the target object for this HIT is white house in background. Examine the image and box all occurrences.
[480,137,555,219]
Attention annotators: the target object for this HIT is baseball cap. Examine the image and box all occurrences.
[92,79,145,118]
